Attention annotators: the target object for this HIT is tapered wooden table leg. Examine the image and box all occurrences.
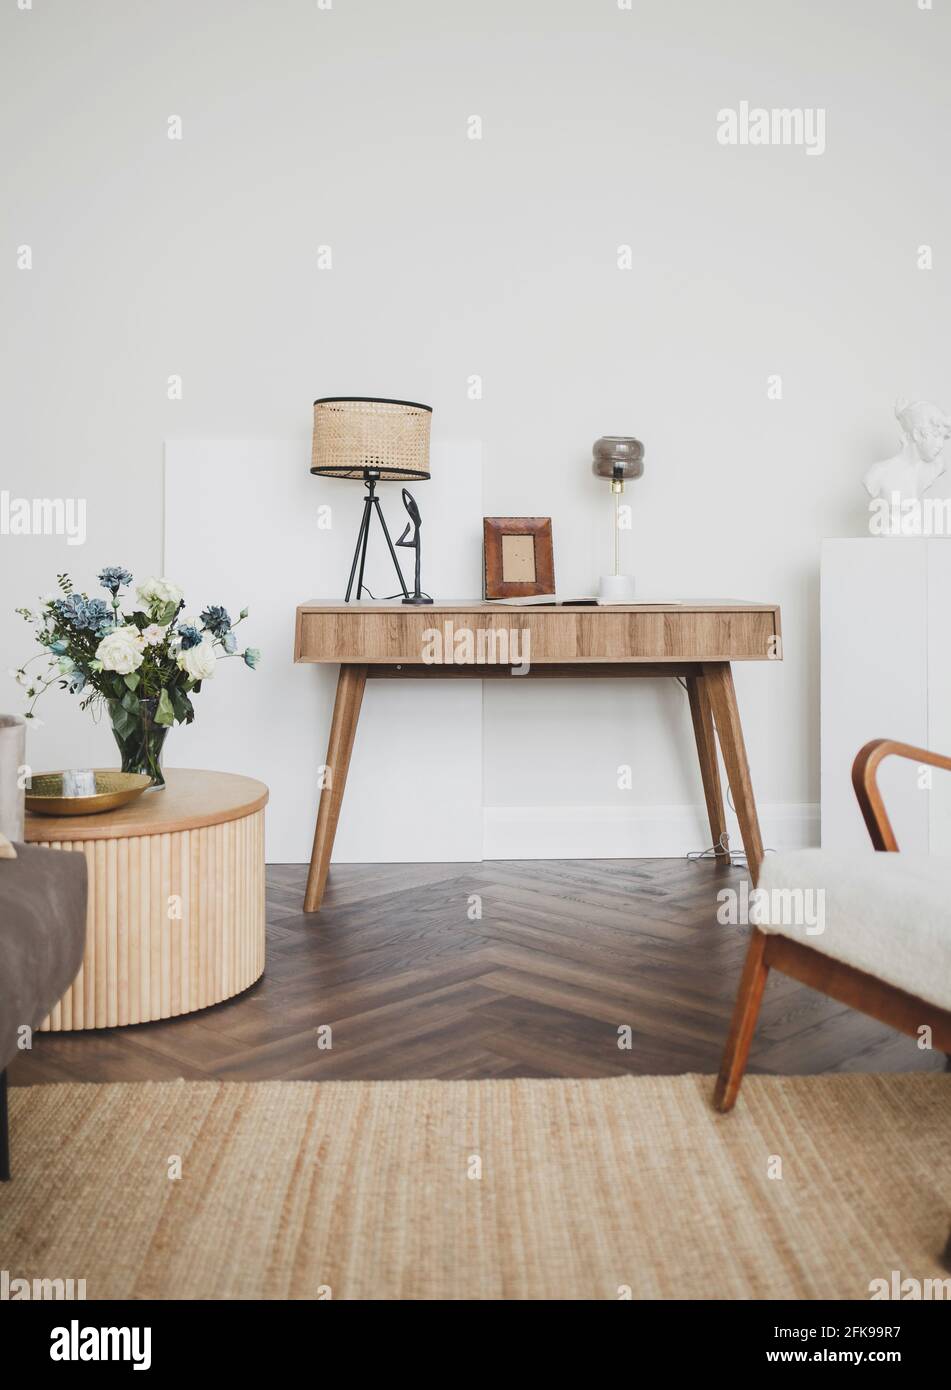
[703,662,765,883]
[686,672,729,859]
[304,663,368,913]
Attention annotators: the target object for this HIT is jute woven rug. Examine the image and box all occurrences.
[2,1074,948,1300]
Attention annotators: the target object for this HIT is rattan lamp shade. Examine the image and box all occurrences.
[311,397,432,481]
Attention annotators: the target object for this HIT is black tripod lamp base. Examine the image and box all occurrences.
[339,473,409,602]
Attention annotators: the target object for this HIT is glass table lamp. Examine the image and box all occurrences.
[592,435,644,602]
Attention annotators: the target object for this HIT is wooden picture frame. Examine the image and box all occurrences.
[483,517,555,599]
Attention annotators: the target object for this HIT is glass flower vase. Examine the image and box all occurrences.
[108,697,169,788]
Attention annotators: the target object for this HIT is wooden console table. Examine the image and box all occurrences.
[26,769,268,1029]
[294,601,782,912]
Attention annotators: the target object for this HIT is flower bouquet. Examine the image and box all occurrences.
[15,568,260,787]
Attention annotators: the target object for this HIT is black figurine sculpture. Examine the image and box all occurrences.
[395,489,432,605]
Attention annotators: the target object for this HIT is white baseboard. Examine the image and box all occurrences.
[481,803,819,860]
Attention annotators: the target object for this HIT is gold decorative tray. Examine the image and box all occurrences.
[25,770,152,816]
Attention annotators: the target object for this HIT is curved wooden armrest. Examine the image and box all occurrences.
[852,739,951,852]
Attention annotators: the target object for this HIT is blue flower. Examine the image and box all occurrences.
[222,631,237,654]
[50,639,68,655]
[98,567,133,595]
[200,605,232,638]
[242,647,261,669]
[178,623,203,650]
[66,670,86,695]
[51,595,114,634]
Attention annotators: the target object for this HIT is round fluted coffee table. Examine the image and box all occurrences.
[25,769,268,1031]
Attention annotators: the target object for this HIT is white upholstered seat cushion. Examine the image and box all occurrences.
[754,848,951,1013]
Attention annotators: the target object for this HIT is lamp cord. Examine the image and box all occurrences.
[350,582,433,601]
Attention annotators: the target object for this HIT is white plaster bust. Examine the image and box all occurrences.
[863,398,951,507]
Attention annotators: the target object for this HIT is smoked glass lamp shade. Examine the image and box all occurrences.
[592,436,645,483]
[311,397,432,481]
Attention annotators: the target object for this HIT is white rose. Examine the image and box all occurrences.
[177,637,216,681]
[96,625,145,675]
[136,577,184,611]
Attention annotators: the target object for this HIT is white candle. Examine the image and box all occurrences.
[62,768,97,798]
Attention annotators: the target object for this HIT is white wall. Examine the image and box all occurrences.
[3,0,949,855]
[164,439,486,863]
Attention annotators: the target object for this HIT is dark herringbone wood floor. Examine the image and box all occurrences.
[9,859,944,1086]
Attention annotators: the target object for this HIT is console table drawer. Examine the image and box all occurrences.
[295,603,782,665]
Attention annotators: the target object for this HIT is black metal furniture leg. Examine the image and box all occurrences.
[344,497,373,602]
[354,501,373,599]
[0,1069,10,1181]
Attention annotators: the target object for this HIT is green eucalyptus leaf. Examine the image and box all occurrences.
[155,688,175,726]
[169,688,193,725]
[124,672,140,691]
[111,707,136,738]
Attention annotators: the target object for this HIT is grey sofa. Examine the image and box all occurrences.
[0,715,87,1179]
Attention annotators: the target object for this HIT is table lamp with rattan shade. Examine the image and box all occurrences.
[311,397,433,603]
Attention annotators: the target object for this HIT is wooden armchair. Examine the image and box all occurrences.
[715,738,951,1114]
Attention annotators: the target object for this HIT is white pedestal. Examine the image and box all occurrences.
[821,539,951,853]
[598,574,636,603]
